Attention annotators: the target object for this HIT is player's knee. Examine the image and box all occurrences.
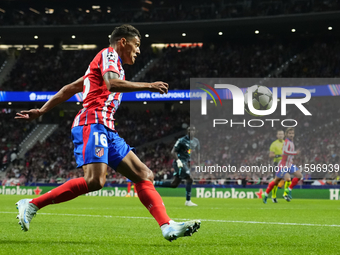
[148,170,154,182]
[85,176,105,191]
[143,167,154,182]
[170,180,180,188]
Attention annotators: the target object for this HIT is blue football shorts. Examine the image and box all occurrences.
[276,164,299,178]
[71,123,134,170]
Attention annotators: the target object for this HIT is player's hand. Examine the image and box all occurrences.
[15,109,41,121]
[176,159,183,168]
[296,150,301,155]
[150,81,168,94]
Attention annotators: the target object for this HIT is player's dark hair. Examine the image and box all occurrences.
[285,128,294,137]
[109,24,141,44]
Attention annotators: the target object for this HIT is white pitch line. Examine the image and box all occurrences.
[2,211,340,228]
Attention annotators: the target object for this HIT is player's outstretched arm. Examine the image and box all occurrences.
[103,72,168,94]
[15,77,84,121]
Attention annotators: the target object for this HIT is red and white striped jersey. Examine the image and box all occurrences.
[278,138,297,168]
[72,47,125,131]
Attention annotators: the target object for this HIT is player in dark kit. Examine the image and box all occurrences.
[14,24,200,242]
[155,127,200,206]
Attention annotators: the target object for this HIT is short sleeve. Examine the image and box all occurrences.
[100,49,120,77]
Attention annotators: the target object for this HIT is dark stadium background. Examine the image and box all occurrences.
[0,0,339,188]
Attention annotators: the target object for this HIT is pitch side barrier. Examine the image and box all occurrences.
[0,84,339,102]
[1,184,340,200]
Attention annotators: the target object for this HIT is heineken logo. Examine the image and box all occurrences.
[196,187,262,199]
[0,186,42,195]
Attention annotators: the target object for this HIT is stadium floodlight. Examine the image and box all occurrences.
[107,10,111,13]
[72,35,76,39]
[29,8,40,14]
[8,102,12,105]
[143,101,147,104]
[328,27,333,30]
[145,34,149,38]
[291,28,296,32]
[218,32,223,35]
[86,10,90,13]
[45,8,54,14]
[255,30,259,34]
[34,35,38,39]
[179,101,183,104]
[108,35,111,38]
[182,33,186,37]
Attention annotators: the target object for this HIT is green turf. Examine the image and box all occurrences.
[0,195,339,255]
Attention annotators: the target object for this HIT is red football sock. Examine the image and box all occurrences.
[127,182,131,193]
[289,177,299,189]
[30,177,88,209]
[266,181,276,194]
[135,180,171,226]
[133,184,137,194]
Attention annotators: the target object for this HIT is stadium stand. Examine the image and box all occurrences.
[0,5,339,186]
[3,38,339,92]
[0,45,155,91]
[0,0,339,26]
[0,110,35,172]
[1,95,339,186]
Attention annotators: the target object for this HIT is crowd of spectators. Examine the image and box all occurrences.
[279,41,340,78]
[0,0,339,26]
[145,39,340,89]
[112,98,340,186]
[0,45,156,92]
[0,48,96,91]
[1,96,339,186]
[145,42,300,89]
[190,96,340,184]
[1,105,189,185]
[2,38,340,93]
[0,109,35,172]
[1,36,340,186]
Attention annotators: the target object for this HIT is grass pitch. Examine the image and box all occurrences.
[0,195,339,255]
